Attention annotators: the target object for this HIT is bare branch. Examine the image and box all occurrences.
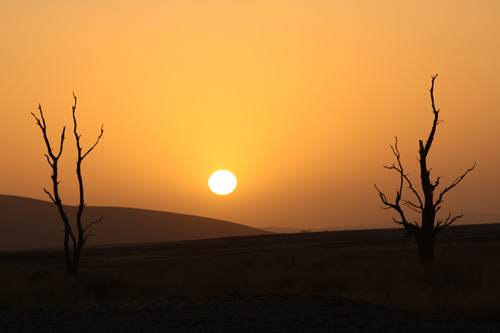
[402,199,423,213]
[56,127,66,159]
[83,216,103,234]
[82,125,104,159]
[434,163,476,209]
[71,93,104,160]
[422,74,440,155]
[83,233,97,242]
[435,213,448,229]
[402,175,423,208]
[38,104,46,127]
[31,112,43,129]
[375,183,419,236]
[392,138,423,209]
[432,176,442,189]
[392,217,403,224]
[375,184,397,209]
[430,74,438,115]
[72,93,79,136]
[32,105,65,161]
[44,154,52,166]
[32,104,47,130]
[43,188,56,203]
[435,213,463,235]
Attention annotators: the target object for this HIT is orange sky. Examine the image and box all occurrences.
[1,1,499,230]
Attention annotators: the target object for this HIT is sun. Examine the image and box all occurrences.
[208,170,237,195]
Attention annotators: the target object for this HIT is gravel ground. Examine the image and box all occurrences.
[1,294,500,332]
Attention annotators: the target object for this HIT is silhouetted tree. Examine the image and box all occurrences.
[32,94,103,275]
[375,75,475,265]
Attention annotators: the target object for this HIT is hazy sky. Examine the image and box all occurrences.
[1,0,499,230]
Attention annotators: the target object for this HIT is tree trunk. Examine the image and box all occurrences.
[416,233,435,265]
[64,230,73,275]
[71,245,82,275]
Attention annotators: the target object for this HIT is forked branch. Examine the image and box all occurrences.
[72,93,104,160]
[421,74,440,155]
[434,163,476,210]
[43,188,56,204]
[435,213,463,235]
[31,105,66,161]
[374,177,420,236]
[83,216,103,241]
[379,137,424,210]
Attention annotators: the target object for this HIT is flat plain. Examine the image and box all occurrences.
[1,223,500,331]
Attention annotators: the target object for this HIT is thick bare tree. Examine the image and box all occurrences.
[32,94,103,275]
[375,75,475,265]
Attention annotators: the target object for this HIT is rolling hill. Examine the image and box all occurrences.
[0,194,271,251]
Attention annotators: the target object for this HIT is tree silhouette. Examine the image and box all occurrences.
[375,75,475,265]
[32,94,103,275]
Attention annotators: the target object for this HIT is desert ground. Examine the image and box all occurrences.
[1,224,500,331]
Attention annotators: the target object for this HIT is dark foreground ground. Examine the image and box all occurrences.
[0,293,500,332]
[2,294,500,332]
[1,223,500,332]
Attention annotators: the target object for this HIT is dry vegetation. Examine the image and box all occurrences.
[1,225,500,323]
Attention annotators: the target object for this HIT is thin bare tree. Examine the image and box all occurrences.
[375,75,475,265]
[32,93,103,275]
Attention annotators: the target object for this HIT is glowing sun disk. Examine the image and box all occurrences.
[208,170,237,195]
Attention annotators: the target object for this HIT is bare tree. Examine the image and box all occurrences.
[375,75,475,265]
[32,93,103,275]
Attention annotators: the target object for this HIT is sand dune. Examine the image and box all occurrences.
[0,194,271,251]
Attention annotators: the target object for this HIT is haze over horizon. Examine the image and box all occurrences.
[1,1,499,230]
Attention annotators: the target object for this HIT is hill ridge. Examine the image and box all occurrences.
[0,194,271,251]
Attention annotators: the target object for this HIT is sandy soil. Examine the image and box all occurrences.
[2,293,500,332]
[2,224,500,332]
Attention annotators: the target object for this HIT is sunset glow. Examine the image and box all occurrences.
[0,1,499,230]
